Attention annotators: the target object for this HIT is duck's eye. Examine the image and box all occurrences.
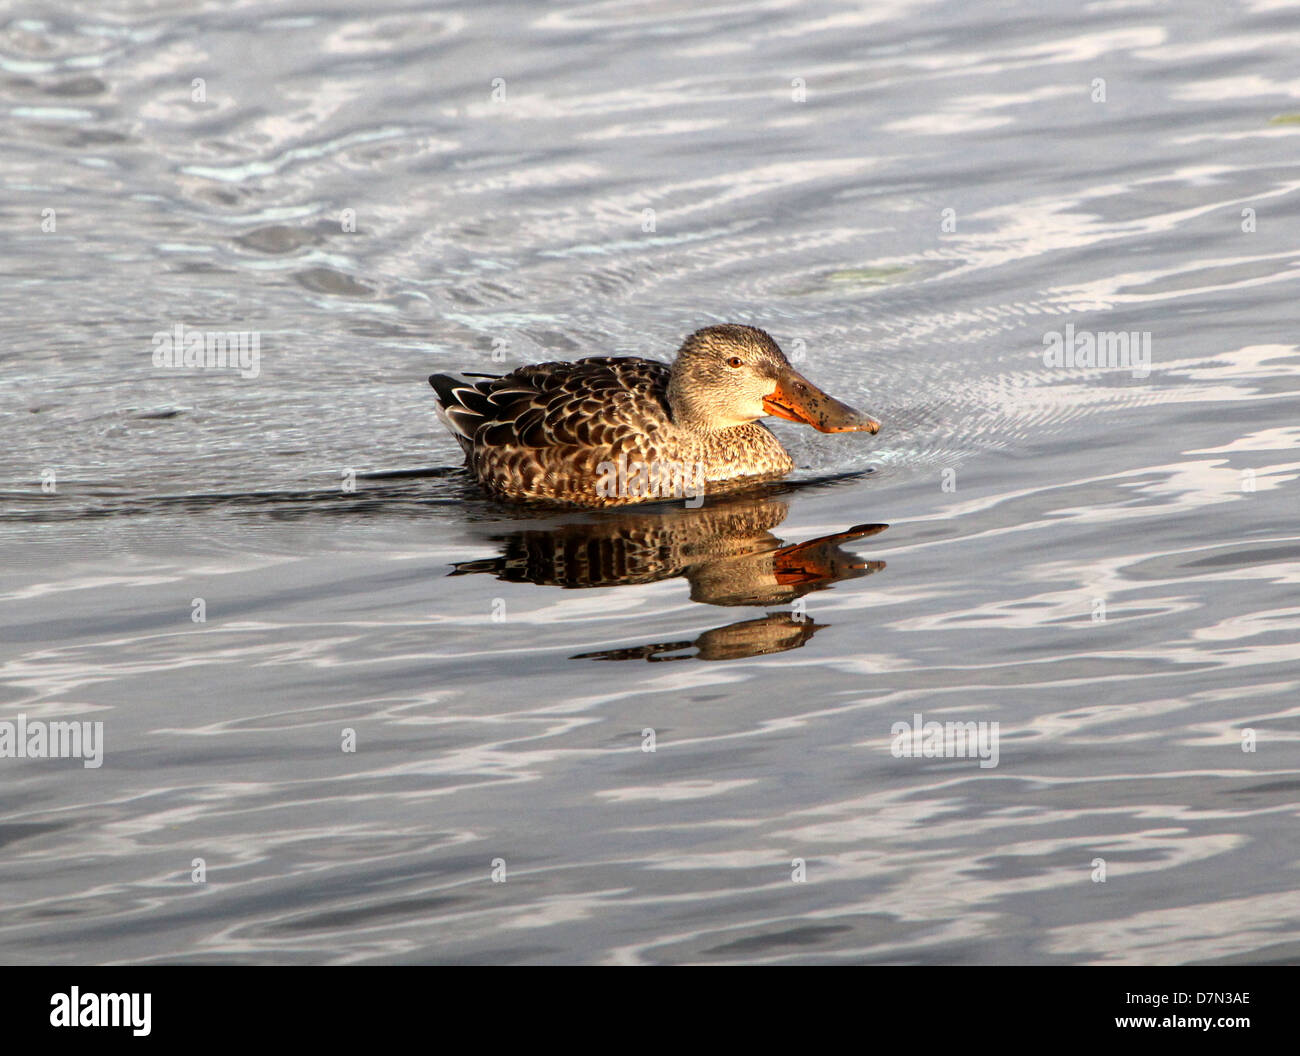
[726,356,744,368]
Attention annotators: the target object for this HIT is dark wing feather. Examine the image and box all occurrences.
[431,357,671,451]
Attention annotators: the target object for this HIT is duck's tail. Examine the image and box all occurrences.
[428,371,500,452]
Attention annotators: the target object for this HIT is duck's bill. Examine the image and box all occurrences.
[763,368,881,434]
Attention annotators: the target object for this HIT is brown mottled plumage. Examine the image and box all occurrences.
[429,324,880,507]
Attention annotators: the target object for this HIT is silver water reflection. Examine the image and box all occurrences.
[2,0,1299,966]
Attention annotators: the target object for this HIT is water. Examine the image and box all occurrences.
[2,0,1298,964]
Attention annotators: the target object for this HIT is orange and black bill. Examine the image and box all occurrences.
[763,367,881,434]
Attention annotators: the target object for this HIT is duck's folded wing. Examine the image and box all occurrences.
[432,357,671,450]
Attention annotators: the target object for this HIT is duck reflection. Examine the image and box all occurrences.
[450,494,886,661]
[571,613,823,663]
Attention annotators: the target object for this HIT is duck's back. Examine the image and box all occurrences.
[429,355,794,506]
[429,356,677,504]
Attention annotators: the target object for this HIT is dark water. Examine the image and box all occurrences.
[2,0,1299,964]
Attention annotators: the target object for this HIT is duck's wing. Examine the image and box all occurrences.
[429,356,671,450]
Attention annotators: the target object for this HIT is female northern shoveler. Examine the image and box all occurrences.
[429,324,880,507]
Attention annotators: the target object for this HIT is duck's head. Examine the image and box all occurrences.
[666,324,881,434]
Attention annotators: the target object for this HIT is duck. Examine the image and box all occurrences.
[429,324,880,507]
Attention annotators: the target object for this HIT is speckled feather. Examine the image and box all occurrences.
[430,355,794,506]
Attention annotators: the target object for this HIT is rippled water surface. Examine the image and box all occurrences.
[2,0,1299,964]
